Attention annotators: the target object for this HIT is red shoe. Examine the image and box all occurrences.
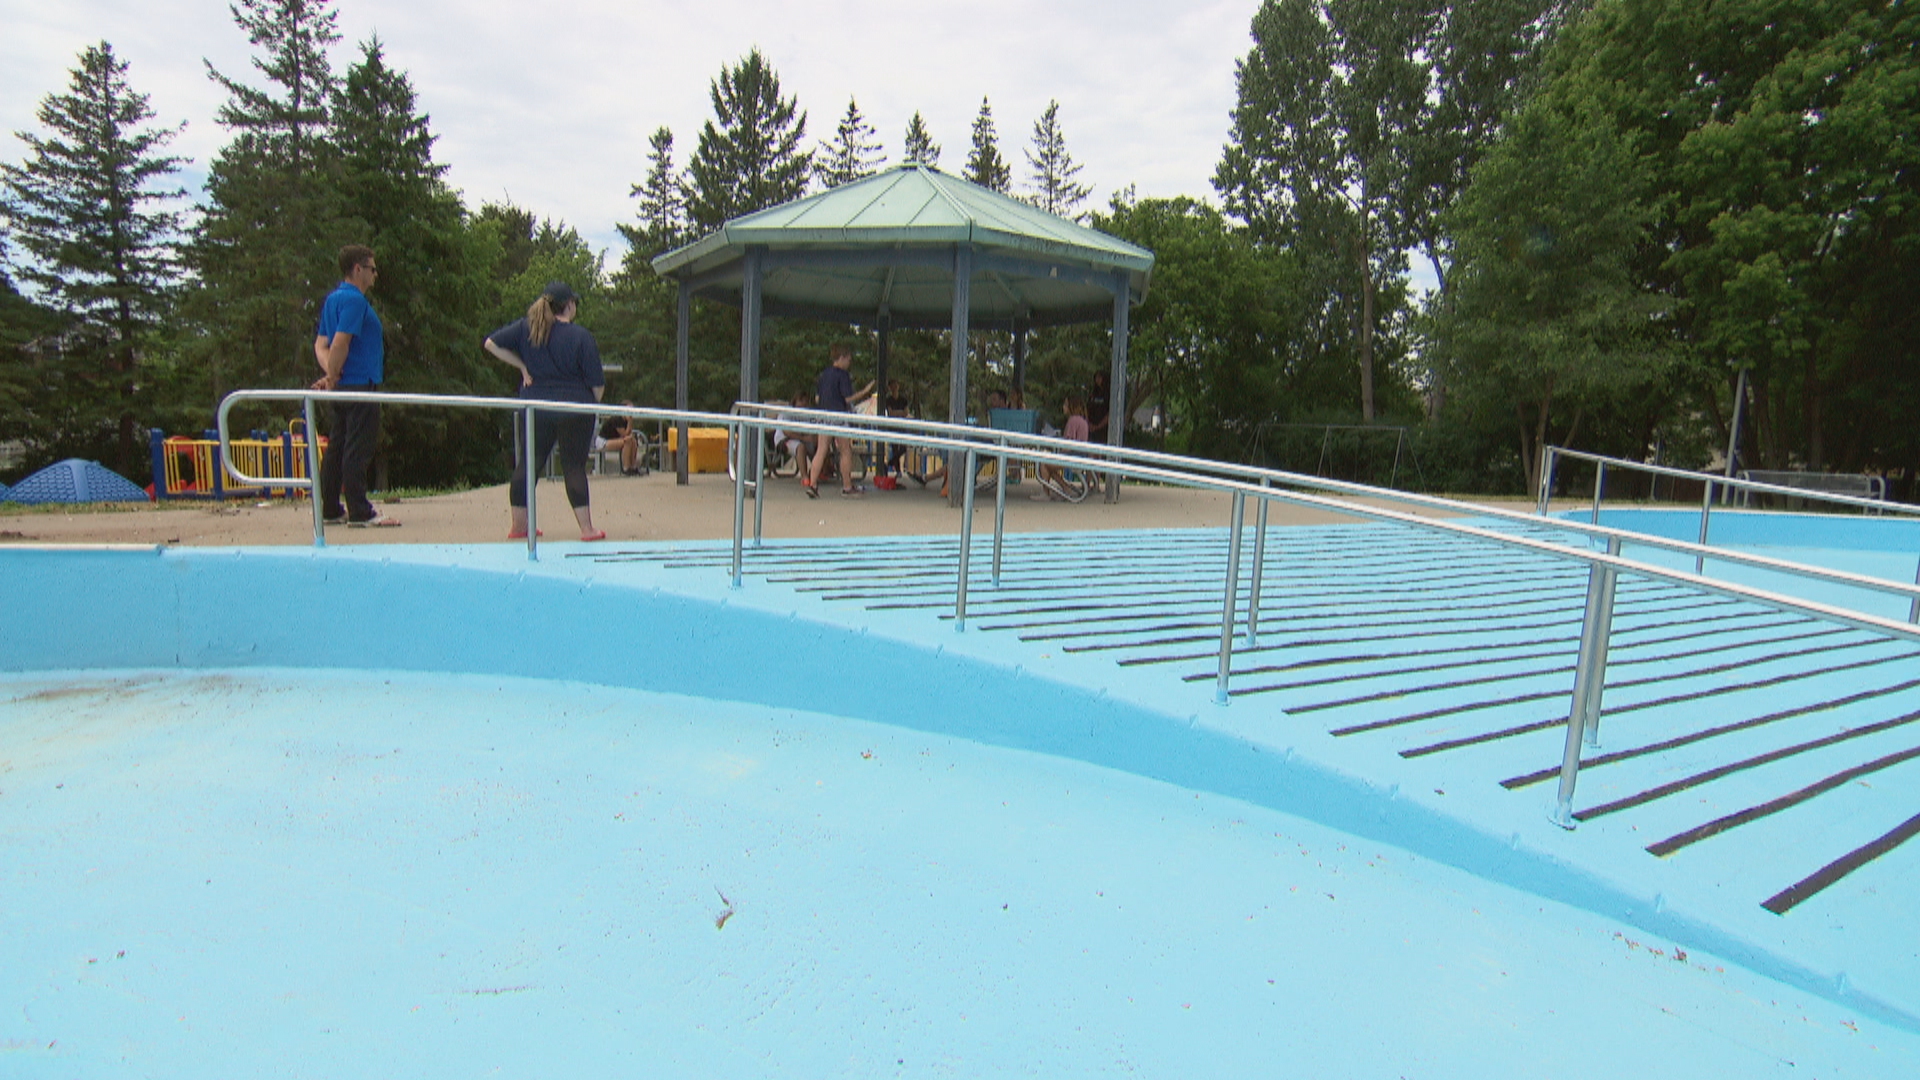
[579,529,607,542]
[506,528,544,540]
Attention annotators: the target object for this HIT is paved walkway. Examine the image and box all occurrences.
[0,471,1519,547]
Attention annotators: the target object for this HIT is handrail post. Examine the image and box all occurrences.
[1215,490,1247,705]
[956,448,978,630]
[751,420,766,546]
[1537,445,1554,515]
[303,397,325,548]
[523,404,539,562]
[1696,477,1714,575]
[730,418,746,588]
[1247,478,1270,645]
[1582,535,1623,748]
[1552,543,1620,828]
[1909,556,1920,624]
[1590,461,1606,524]
[992,448,1008,586]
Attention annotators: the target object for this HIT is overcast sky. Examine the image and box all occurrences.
[3,0,1263,259]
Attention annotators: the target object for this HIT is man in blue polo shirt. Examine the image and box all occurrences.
[312,244,397,527]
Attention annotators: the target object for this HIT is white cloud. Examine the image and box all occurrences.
[1,0,1259,257]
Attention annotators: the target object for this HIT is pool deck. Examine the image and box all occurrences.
[4,490,1919,1075]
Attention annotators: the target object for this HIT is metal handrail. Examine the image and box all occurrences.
[1537,445,1917,580]
[745,404,1920,616]
[219,389,1920,829]
[1541,445,1908,518]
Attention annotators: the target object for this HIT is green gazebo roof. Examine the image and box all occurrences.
[650,164,1153,329]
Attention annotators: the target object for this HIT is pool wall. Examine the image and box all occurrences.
[1576,506,1920,552]
[4,544,1912,1034]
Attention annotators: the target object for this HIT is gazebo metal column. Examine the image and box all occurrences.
[1106,268,1130,503]
[948,244,973,508]
[739,245,765,405]
[675,280,691,484]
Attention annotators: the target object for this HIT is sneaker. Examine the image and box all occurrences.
[839,486,863,498]
[322,514,347,526]
[348,514,401,528]
[802,481,819,499]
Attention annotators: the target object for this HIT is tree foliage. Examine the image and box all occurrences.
[1439,0,1920,488]
[189,0,348,400]
[902,112,941,167]
[817,97,885,188]
[1434,94,1669,493]
[621,126,683,263]
[685,49,811,230]
[0,41,188,476]
[1024,100,1091,218]
[332,36,499,487]
[964,97,1011,192]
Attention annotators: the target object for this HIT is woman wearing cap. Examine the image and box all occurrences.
[484,281,608,541]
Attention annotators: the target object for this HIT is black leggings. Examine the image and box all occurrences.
[509,410,593,509]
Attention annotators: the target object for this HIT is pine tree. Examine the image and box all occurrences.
[964,97,1011,192]
[190,0,347,398]
[902,112,941,167]
[619,127,684,263]
[685,49,812,230]
[816,97,885,187]
[332,36,497,486]
[0,41,188,476]
[1023,100,1091,218]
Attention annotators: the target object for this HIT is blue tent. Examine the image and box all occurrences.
[6,459,148,505]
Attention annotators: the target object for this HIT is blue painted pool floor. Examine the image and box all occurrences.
[3,668,1911,1077]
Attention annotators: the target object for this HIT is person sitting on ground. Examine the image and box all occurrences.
[597,402,647,475]
[772,391,817,478]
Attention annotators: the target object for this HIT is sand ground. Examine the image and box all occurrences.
[0,467,1557,548]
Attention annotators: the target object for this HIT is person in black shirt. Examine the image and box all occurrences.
[485,281,608,541]
[1086,370,1112,444]
[802,342,874,497]
[598,402,646,476]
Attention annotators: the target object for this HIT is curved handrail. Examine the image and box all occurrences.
[218,388,1920,827]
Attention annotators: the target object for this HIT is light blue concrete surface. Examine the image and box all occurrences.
[3,668,1913,1077]
[3,533,1918,1074]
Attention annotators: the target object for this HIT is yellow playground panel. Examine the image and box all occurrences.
[153,423,324,499]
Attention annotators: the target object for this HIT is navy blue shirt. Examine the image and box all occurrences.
[817,364,855,413]
[315,281,384,385]
[488,318,605,403]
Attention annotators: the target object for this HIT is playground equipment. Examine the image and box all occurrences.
[150,422,323,500]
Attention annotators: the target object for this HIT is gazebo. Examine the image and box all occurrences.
[650,164,1153,502]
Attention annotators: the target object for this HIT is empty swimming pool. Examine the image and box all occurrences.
[3,536,1916,1076]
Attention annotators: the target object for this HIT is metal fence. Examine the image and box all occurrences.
[219,389,1920,830]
